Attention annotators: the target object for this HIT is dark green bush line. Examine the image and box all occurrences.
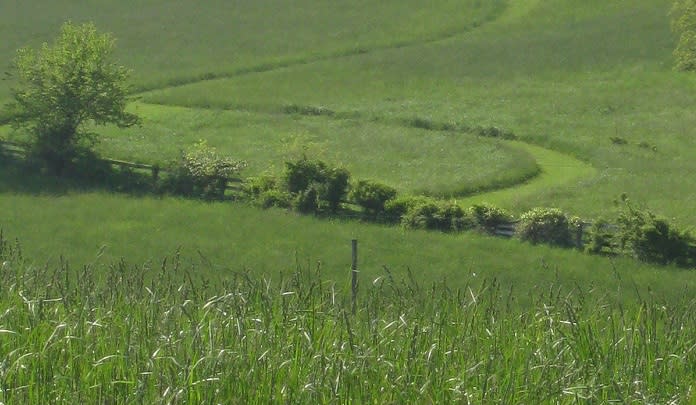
[3,141,693,269]
[216,156,696,270]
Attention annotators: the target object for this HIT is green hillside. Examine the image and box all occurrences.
[1,0,695,290]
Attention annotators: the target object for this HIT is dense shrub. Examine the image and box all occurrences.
[518,208,574,247]
[164,140,246,200]
[438,202,474,232]
[400,200,473,232]
[256,189,293,209]
[384,196,434,222]
[240,175,292,209]
[283,157,350,212]
[293,184,320,214]
[469,203,512,234]
[585,219,616,255]
[615,195,696,266]
[401,199,441,230]
[283,158,325,194]
[320,167,350,212]
[350,180,398,214]
[242,175,277,197]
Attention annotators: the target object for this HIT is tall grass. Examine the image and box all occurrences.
[0,237,694,403]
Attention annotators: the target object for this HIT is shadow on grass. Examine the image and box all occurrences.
[0,152,157,196]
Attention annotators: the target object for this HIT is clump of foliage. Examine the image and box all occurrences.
[283,157,350,213]
[438,202,474,232]
[401,198,442,230]
[469,203,513,234]
[518,208,582,247]
[350,180,398,214]
[585,219,617,255]
[4,22,140,175]
[242,175,292,209]
[164,140,246,200]
[671,0,696,71]
[400,199,473,232]
[614,194,696,266]
[384,195,433,221]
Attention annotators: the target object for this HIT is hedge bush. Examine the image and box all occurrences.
[615,195,696,266]
[518,208,574,247]
[469,203,512,234]
[384,196,434,223]
[350,180,398,214]
[283,157,349,213]
[164,141,245,200]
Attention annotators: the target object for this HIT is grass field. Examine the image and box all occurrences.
[1,0,694,284]
[4,0,696,400]
[1,245,694,403]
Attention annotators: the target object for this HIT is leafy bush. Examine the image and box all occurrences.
[242,175,277,197]
[615,195,696,266]
[256,189,293,209]
[518,208,574,247]
[283,158,326,194]
[320,167,350,212]
[241,175,292,209]
[469,203,512,234]
[293,184,320,214]
[401,200,472,232]
[585,219,617,255]
[384,196,434,222]
[164,140,246,200]
[350,180,398,214]
[633,219,693,265]
[401,199,441,230]
[438,202,474,232]
[283,157,350,213]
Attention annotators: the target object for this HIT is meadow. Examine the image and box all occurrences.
[2,0,696,401]
[1,239,695,403]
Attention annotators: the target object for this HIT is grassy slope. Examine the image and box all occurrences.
[82,103,538,196]
[0,0,504,101]
[142,0,696,221]
[2,191,696,307]
[1,0,696,305]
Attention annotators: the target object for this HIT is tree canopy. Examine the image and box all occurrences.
[5,21,140,174]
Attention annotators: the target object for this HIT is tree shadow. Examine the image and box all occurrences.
[0,151,157,197]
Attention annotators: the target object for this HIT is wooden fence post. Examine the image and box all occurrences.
[351,239,358,315]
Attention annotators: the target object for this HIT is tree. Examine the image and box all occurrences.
[5,21,140,174]
[671,0,696,71]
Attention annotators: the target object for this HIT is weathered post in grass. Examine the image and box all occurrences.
[351,239,358,315]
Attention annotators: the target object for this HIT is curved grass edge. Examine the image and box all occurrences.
[455,141,598,208]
